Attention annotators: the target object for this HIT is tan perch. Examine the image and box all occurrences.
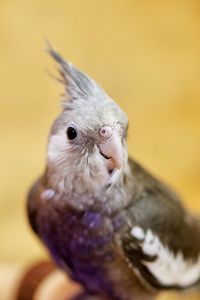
[0,261,81,300]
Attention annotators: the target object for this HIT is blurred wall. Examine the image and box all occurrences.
[0,0,200,299]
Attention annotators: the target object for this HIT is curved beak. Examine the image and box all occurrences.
[99,131,124,170]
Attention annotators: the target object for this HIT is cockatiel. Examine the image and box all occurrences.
[27,45,200,300]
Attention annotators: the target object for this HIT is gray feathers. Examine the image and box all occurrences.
[46,43,104,105]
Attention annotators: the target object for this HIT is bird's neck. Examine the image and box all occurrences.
[46,160,134,214]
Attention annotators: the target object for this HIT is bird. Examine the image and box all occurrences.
[27,45,200,300]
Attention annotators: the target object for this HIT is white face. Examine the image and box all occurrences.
[45,45,129,196]
[47,119,128,196]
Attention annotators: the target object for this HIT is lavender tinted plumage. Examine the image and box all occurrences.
[27,46,200,300]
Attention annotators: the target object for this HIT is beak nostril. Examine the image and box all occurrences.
[99,126,113,138]
[100,150,111,160]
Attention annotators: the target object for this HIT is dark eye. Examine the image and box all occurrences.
[66,126,77,140]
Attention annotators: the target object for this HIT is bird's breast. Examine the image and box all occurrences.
[37,199,127,289]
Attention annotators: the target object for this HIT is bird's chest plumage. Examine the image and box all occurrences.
[37,197,127,291]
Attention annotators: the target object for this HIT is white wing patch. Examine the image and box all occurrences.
[131,226,145,241]
[131,226,200,287]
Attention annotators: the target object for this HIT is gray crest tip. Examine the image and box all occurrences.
[45,41,105,105]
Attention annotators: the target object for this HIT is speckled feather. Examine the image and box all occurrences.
[27,46,200,300]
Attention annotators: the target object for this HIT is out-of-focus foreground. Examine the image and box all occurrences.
[0,1,200,299]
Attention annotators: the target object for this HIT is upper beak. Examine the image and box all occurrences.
[99,131,124,170]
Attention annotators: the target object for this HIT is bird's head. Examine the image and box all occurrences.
[47,46,128,196]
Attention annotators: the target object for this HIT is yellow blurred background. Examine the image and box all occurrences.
[0,0,200,299]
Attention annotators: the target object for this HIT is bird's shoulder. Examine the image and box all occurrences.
[128,158,185,227]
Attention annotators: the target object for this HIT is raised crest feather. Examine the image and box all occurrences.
[46,41,103,103]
